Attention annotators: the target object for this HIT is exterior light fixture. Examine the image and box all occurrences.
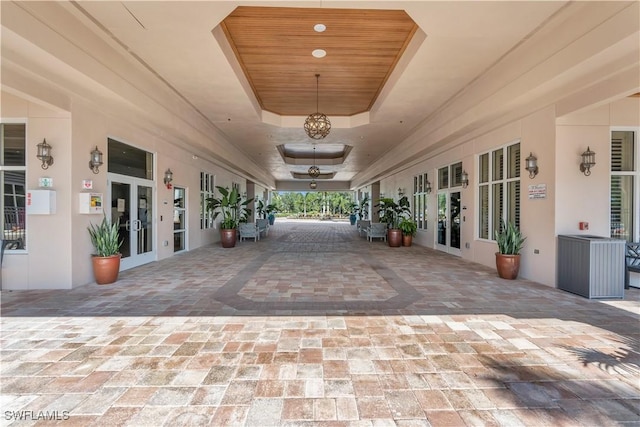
[461,170,469,188]
[398,187,405,197]
[36,139,54,169]
[304,74,331,140]
[580,146,596,176]
[308,146,320,178]
[525,152,538,179]
[89,146,103,174]
[309,180,317,189]
[164,168,173,189]
[425,180,432,194]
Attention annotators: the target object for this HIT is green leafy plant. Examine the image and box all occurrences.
[88,214,122,257]
[376,196,411,229]
[356,195,370,220]
[399,217,418,237]
[495,220,526,255]
[206,186,254,229]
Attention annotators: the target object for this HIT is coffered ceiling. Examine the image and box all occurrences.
[221,7,418,117]
[12,1,635,190]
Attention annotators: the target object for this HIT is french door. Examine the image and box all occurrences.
[109,174,156,270]
[436,190,462,256]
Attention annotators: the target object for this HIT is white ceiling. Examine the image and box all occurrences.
[54,1,635,189]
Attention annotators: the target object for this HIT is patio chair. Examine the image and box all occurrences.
[239,222,259,242]
[625,242,640,289]
[356,220,370,237]
[367,222,387,242]
[256,218,269,237]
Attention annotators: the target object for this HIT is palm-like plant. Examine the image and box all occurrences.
[376,196,411,229]
[206,186,253,230]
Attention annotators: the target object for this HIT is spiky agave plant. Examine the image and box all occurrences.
[88,214,122,256]
[495,220,526,255]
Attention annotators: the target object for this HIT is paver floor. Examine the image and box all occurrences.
[1,219,639,426]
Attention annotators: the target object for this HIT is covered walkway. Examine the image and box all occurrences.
[1,220,639,426]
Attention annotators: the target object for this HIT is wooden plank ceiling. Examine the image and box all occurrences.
[221,6,418,117]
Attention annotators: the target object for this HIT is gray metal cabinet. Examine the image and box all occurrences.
[557,235,625,299]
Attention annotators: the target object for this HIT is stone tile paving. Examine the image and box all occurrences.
[1,219,639,426]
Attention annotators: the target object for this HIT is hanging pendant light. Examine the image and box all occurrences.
[309,180,318,189]
[304,74,331,139]
[308,146,320,179]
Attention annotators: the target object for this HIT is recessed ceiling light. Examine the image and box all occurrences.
[314,23,326,33]
[312,49,326,58]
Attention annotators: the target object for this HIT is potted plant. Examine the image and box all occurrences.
[87,214,123,285]
[206,186,253,248]
[376,196,411,247]
[356,195,370,220]
[347,201,358,225]
[399,217,418,247]
[265,203,278,225]
[256,200,267,219]
[495,220,526,279]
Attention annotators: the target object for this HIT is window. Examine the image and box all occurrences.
[413,173,429,230]
[478,142,520,240]
[200,172,215,229]
[610,130,638,242]
[1,123,27,250]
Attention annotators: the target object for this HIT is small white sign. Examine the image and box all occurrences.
[39,177,53,188]
[117,198,126,212]
[528,183,547,199]
[82,179,93,190]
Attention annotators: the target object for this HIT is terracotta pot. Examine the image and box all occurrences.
[388,229,402,247]
[495,253,520,279]
[92,254,121,285]
[402,234,413,247]
[220,228,237,248]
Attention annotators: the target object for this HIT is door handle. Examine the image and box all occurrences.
[125,220,131,231]
[134,219,142,231]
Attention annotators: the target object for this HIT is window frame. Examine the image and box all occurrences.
[0,121,27,253]
[610,127,639,242]
[412,172,429,230]
[477,140,521,242]
[200,172,215,229]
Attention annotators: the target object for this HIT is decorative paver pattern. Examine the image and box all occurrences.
[1,219,639,426]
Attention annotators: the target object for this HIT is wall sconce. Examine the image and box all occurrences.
[36,139,54,169]
[397,187,405,197]
[425,180,432,194]
[89,146,103,174]
[525,152,539,179]
[580,146,596,176]
[461,170,469,188]
[163,168,173,189]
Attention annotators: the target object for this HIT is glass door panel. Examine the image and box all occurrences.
[437,193,447,246]
[450,191,461,250]
[173,187,186,252]
[111,182,131,259]
[109,175,155,270]
[436,190,461,256]
[137,185,153,256]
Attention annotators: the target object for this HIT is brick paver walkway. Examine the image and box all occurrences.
[1,219,638,426]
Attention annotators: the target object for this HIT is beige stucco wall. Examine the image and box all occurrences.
[3,90,249,290]
[556,97,640,237]
[378,98,638,288]
[1,91,73,289]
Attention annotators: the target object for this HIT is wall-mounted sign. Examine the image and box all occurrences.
[39,177,53,188]
[528,184,547,199]
[82,179,93,190]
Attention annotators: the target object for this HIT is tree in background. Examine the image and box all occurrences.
[270,191,354,217]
